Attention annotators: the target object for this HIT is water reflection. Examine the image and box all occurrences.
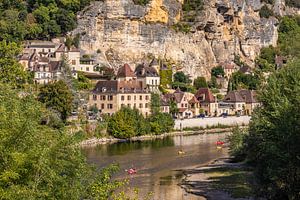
[82,133,228,200]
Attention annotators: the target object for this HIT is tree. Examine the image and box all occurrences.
[38,80,73,121]
[173,71,191,83]
[0,85,126,199]
[245,61,300,199]
[149,113,174,134]
[193,76,208,89]
[0,41,30,87]
[211,66,225,77]
[169,100,179,117]
[107,107,149,138]
[150,93,161,115]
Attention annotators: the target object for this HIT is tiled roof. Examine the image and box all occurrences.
[238,90,258,103]
[195,88,215,103]
[93,80,147,93]
[239,66,252,74]
[117,64,136,78]
[135,64,159,77]
[149,58,159,67]
[223,91,244,102]
[188,96,199,104]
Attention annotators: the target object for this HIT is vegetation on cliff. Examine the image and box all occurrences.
[0,0,92,41]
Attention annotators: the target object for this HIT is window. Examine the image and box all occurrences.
[101,104,104,109]
[181,104,184,108]
[185,104,188,108]
[93,95,97,100]
[127,96,131,100]
[108,95,113,101]
[152,80,154,85]
[155,80,157,85]
[107,104,113,109]
[48,49,51,52]
[121,95,124,101]
[140,95,142,100]
[145,95,149,100]
[127,104,131,108]
[145,103,148,108]
[134,103,136,108]
[139,103,143,108]
[86,67,89,71]
[134,96,136,101]
[72,60,76,65]
[100,95,106,100]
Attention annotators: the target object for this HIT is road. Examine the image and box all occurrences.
[174,116,251,130]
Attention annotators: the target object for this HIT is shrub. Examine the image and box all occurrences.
[259,5,274,18]
[194,76,208,89]
[149,113,174,134]
[107,107,149,139]
[227,126,248,162]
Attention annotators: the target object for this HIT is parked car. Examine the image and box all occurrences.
[197,114,205,118]
[220,113,228,118]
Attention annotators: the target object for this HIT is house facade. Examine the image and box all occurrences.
[164,89,199,118]
[238,90,260,115]
[88,64,152,116]
[195,88,218,116]
[135,63,160,92]
[219,91,246,115]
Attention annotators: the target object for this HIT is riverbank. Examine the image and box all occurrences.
[181,156,262,200]
[80,125,248,147]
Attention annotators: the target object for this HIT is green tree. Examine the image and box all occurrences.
[0,41,29,87]
[149,113,174,134]
[38,80,74,121]
[169,100,179,117]
[227,126,248,162]
[107,107,149,138]
[173,71,191,84]
[0,85,126,199]
[150,93,161,115]
[193,76,208,89]
[245,61,300,199]
[211,66,225,77]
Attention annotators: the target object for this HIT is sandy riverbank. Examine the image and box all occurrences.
[180,156,262,200]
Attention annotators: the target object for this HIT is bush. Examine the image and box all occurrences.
[149,113,174,134]
[227,126,248,162]
[132,0,150,6]
[194,76,208,89]
[259,5,274,18]
[107,107,149,139]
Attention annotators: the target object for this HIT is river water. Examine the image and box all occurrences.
[82,133,228,200]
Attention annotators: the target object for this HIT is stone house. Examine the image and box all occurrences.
[135,63,160,92]
[88,64,151,116]
[33,61,62,84]
[238,90,260,115]
[195,88,218,116]
[221,62,237,79]
[164,89,199,118]
[219,91,246,115]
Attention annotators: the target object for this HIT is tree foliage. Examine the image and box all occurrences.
[211,66,225,77]
[149,113,174,135]
[259,5,274,18]
[0,84,125,199]
[0,0,92,41]
[150,93,161,115]
[0,41,30,87]
[38,80,74,121]
[193,76,208,89]
[173,71,191,84]
[245,61,300,199]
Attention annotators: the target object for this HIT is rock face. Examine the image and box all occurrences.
[72,0,286,79]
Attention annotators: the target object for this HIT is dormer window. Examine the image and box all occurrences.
[102,87,107,92]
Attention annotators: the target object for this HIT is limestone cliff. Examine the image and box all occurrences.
[72,0,297,79]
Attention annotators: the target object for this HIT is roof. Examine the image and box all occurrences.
[117,64,136,78]
[149,58,159,67]
[32,61,61,72]
[238,90,258,103]
[135,64,159,77]
[223,91,245,103]
[163,89,184,103]
[160,98,169,106]
[56,44,65,52]
[92,80,147,93]
[188,96,199,104]
[195,88,215,103]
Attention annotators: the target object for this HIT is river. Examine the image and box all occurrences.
[82,132,228,200]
